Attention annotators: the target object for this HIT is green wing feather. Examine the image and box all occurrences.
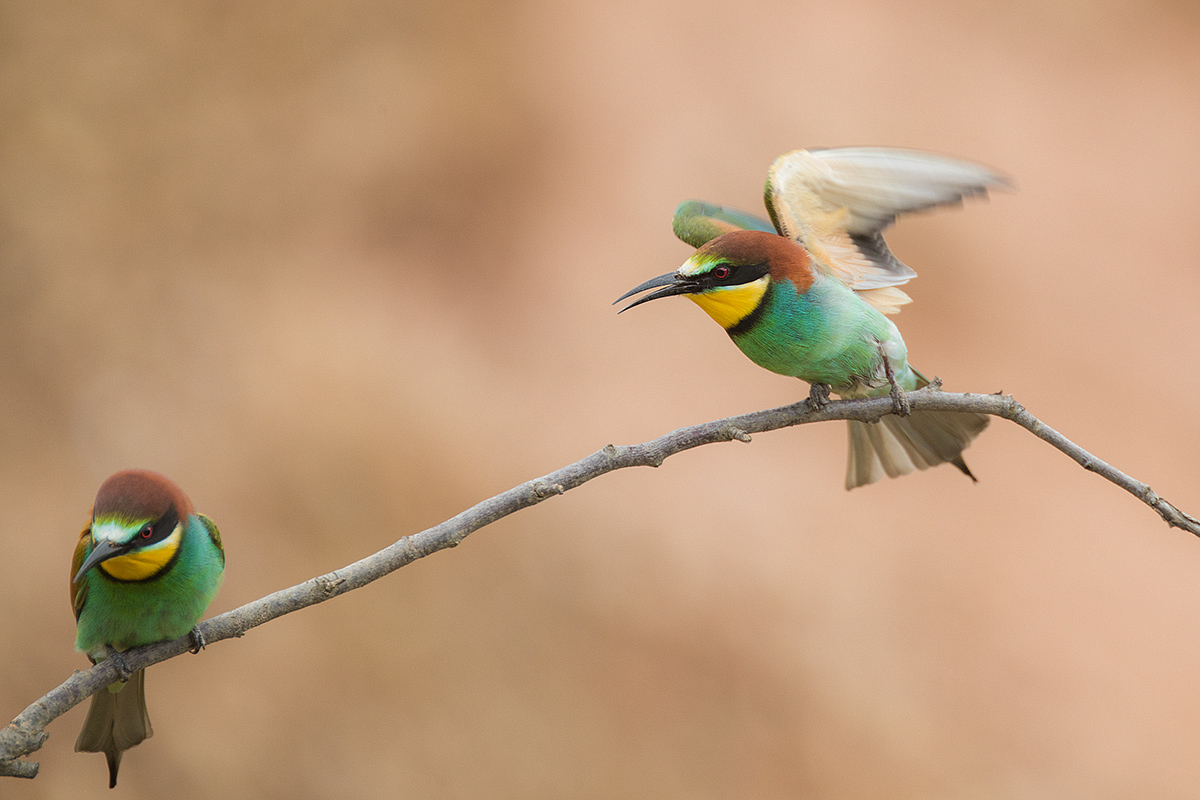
[672,200,778,248]
[71,524,91,621]
[197,514,225,565]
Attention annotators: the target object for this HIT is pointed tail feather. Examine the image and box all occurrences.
[76,669,153,788]
[845,408,989,490]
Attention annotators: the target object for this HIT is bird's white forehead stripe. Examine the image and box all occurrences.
[678,255,704,277]
[92,521,142,545]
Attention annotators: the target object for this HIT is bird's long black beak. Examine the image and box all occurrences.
[614,271,698,313]
[73,539,129,583]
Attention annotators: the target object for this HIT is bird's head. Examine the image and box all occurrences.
[74,470,195,583]
[616,230,812,331]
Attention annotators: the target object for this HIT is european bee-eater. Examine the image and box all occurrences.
[70,469,225,787]
[617,147,1007,488]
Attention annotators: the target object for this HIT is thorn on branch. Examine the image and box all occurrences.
[1142,488,1164,509]
[0,758,38,780]
[724,426,752,443]
[530,481,565,500]
[1,721,48,762]
[315,574,345,597]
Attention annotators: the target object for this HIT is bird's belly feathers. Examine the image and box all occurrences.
[75,576,221,654]
[729,278,908,393]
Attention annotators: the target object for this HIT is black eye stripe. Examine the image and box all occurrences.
[705,261,768,287]
[135,504,180,547]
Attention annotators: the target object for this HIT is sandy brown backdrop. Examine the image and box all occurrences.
[3,1,1200,797]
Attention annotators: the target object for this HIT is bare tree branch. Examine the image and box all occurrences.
[3,386,1196,779]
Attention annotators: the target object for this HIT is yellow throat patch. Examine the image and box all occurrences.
[99,524,183,581]
[686,276,769,330]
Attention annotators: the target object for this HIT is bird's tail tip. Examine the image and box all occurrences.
[845,409,989,490]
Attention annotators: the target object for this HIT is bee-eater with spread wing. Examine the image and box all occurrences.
[71,469,225,787]
[617,147,1007,488]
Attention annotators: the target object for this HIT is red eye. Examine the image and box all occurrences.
[713,266,730,280]
[140,526,153,539]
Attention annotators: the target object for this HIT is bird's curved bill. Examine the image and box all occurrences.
[614,272,698,313]
[73,539,128,583]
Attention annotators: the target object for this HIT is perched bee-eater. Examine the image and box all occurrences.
[617,147,1007,488]
[70,469,224,787]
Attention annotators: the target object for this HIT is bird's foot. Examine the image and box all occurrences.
[104,646,132,682]
[807,382,831,411]
[881,354,911,417]
[188,627,207,654]
[888,382,911,417]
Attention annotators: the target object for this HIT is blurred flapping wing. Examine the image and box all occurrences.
[765,147,1009,313]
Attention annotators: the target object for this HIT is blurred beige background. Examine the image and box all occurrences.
[3,1,1200,797]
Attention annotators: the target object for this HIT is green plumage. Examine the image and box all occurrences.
[672,200,776,248]
[728,275,904,392]
[73,514,224,655]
